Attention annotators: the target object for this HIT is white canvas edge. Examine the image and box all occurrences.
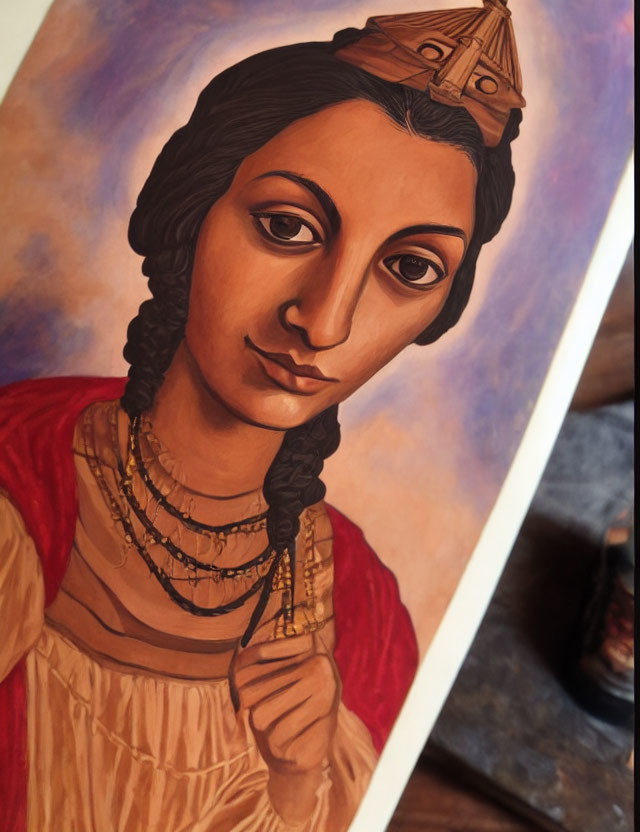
[0,0,52,103]
[349,153,634,831]
[0,5,634,830]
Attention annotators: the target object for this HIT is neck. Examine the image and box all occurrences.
[147,342,285,497]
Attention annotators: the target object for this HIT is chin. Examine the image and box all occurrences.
[219,386,328,432]
[190,346,340,430]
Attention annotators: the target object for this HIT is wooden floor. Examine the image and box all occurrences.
[388,757,544,832]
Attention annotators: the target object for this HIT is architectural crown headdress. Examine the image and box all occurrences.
[335,0,525,146]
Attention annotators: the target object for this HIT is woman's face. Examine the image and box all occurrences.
[186,99,477,430]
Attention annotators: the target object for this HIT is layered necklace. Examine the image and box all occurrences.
[82,405,287,632]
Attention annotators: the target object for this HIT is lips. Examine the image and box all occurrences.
[245,336,338,394]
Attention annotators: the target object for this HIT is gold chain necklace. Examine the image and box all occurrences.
[81,406,280,619]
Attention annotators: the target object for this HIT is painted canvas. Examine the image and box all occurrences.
[0,1,633,830]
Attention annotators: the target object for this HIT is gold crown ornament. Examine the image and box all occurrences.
[335,0,526,146]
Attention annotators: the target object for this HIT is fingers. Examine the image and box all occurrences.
[266,709,332,766]
[250,691,312,736]
[232,636,341,775]
[237,663,305,710]
[233,633,315,690]
[234,654,304,690]
[280,720,329,770]
[234,633,314,672]
[248,657,336,734]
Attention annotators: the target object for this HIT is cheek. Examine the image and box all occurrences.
[187,243,273,341]
[346,285,450,378]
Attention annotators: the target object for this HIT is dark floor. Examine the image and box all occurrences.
[388,756,544,832]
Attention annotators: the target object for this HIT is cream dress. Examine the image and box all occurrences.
[0,401,377,831]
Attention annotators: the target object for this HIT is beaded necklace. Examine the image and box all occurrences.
[122,416,274,579]
[81,406,282,622]
[131,414,268,538]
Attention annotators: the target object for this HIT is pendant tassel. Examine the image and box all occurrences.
[240,545,288,647]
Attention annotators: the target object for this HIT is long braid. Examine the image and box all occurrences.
[241,405,341,645]
[264,404,341,554]
[121,246,192,418]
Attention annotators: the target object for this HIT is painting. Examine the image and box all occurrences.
[0,1,633,830]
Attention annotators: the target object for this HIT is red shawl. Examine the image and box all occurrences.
[0,377,418,831]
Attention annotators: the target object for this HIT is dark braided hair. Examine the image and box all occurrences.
[122,27,522,635]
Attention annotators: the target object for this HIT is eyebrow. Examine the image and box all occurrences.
[253,172,467,247]
[387,224,468,245]
[254,170,341,235]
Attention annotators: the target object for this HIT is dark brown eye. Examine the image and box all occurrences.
[383,253,445,288]
[252,212,318,245]
[269,215,303,239]
[399,255,428,280]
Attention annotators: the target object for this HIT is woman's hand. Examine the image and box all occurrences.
[230,630,341,824]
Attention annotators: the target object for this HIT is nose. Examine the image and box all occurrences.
[280,245,367,352]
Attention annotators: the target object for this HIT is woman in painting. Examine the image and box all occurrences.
[0,2,524,830]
